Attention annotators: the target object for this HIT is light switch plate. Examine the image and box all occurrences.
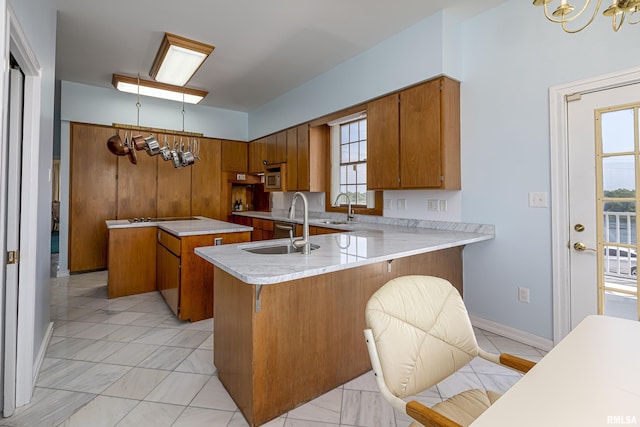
[528,192,548,208]
[397,199,407,210]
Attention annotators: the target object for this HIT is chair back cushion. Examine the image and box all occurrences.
[365,275,478,398]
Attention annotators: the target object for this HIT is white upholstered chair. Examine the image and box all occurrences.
[364,275,535,427]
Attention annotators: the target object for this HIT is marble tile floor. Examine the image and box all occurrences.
[2,270,547,427]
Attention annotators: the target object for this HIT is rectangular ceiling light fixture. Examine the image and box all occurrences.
[149,33,215,86]
[112,74,208,104]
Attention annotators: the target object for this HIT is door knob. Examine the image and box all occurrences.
[573,242,596,252]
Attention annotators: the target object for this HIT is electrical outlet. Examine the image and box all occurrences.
[384,199,392,210]
[518,287,530,303]
[397,199,407,210]
[427,199,439,212]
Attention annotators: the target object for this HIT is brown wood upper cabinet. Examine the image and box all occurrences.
[266,131,287,165]
[248,137,267,174]
[284,123,325,192]
[221,139,248,172]
[367,76,460,190]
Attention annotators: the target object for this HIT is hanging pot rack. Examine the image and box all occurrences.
[112,123,203,138]
[105,76,202,168]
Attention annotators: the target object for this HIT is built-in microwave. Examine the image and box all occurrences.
[264,164,285,191]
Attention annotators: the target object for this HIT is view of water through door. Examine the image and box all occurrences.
[569,83,640,329]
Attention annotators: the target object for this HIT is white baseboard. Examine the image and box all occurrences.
[470,315,554,352]
[32,322,54,387]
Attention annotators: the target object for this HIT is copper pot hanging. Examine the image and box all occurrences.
[106,132,129,156]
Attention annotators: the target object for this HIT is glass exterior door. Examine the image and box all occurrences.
[597,104,639,320]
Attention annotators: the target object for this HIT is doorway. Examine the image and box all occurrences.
[0,4,45,414]
[551,67,640,343]
[1,56,25,418]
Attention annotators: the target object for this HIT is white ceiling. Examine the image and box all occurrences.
[55,0,505,112]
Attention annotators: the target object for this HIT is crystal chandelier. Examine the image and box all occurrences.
[533,0,640,32]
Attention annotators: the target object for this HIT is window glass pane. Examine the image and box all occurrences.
[349,122,358,142]
[349,143,359,163]
[602,155,635,194]
[340,165,347,185]
[356,185,367,205]
[603,245,637,277]
[347,164,357,185]
[603,205,636,245]
[356,163,366,184]
[359,120,367,140]
[347,185,357,201]
[340,184,347,194]
[359,140,367,161]
[341,126,349,144]
[341,144,349,163]
[602,109,635,154]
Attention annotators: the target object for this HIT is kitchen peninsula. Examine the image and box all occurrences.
[106,216,252,321]
[196,215,493,426]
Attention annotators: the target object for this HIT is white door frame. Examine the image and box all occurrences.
[551,66,640,344]
[1,1,42,409]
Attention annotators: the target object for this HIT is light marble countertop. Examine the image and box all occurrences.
[105,216,253,237]
[196,212,494,285]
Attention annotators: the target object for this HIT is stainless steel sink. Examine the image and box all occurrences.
[243,243,320,255]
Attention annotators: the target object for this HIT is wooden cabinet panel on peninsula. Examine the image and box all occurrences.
[367,76,460,190]
[107,226,156,298]
[156,229,251,322]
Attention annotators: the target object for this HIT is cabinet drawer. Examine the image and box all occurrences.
[157,229,181,257]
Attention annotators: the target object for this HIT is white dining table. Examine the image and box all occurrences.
[470,315,640,427]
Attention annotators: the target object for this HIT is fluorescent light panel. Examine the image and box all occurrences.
[149,33,214,86]
[112,74,208,104]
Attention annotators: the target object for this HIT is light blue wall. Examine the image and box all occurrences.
[61,81,248,141]
[10,0,57,363]
[459,0,640,340]
[248,12,448,140]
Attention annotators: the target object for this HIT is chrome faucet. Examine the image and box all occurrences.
[289,192,311,254]
[333,192,355,222]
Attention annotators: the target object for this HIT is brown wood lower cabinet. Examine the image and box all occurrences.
[107,227,157,299]
[156,229,251,321]
[213,247,463,426]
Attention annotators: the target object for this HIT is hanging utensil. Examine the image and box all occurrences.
[170,138,181,168]
[193,138,201,161]
[181,139,195,167]
[132,134,146,151]
[144,134,161,156]
[159,135,172,161]
[106,130,127,156]
[127,130,137,164]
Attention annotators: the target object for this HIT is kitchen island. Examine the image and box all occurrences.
[196,218,493,426]
[106,216,252,321]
